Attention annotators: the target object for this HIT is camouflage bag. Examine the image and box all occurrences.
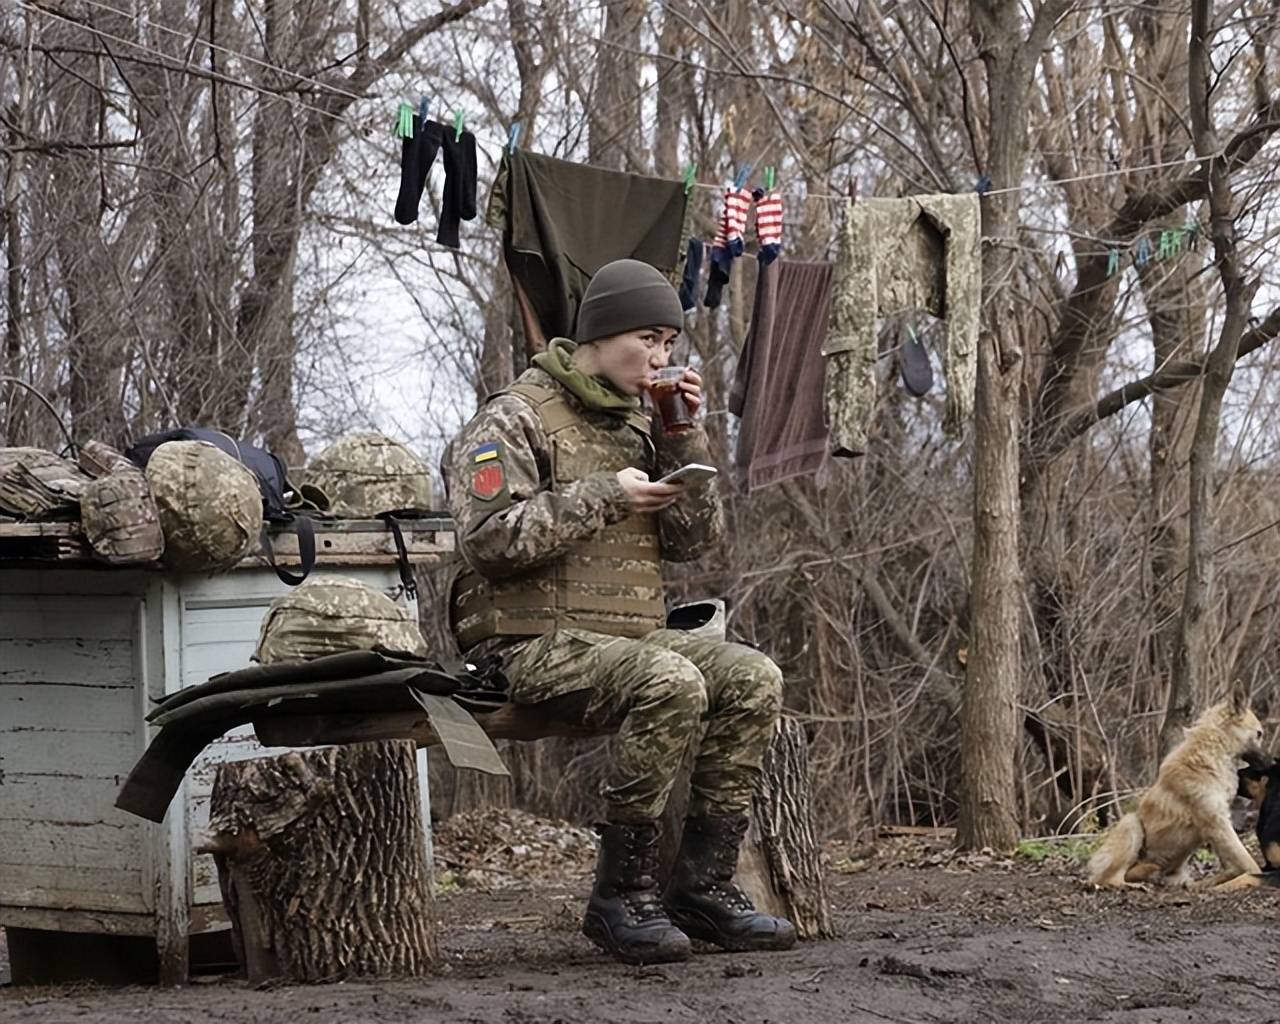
[146,440,262,572]
[305,432,436,516]
[254,574,428,664]
[80,467,165,564]
[0,447,91,519]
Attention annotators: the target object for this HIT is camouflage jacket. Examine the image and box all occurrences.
[443,366,724,581]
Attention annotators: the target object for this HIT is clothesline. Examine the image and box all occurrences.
[19,0,1232,214]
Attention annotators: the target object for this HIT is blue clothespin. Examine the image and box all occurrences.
[974,173,992,196]
[418,97,430,128]
[508,122,522,153]
[734,164,752,190]
[1106,249,1119,276]
[453,109,465,142]
[1135,236,1151,266]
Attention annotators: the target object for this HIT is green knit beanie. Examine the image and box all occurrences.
[575,259,684,344]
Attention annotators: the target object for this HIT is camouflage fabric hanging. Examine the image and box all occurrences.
[0,447,92,519]
[305,432,436,517]
[823,193,980,455]
[80,467,165,564]
[145,440,262,572]
[254,574,428,664]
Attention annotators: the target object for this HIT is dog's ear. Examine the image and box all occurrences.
[1229,679,1250,715]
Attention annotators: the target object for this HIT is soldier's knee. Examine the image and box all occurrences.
[639,650,708,717]
[728,650,784,719]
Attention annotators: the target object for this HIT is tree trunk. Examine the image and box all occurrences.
[1164,0,1258,755]
[207,741,436,985]
[737,717,835,940]
[958,0,1066,850]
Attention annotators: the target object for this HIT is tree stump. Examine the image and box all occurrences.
[206,740,436,984]
[735,717,836,940]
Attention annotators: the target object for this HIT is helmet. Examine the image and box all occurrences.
[146,440,262,571]
[305,432,436,517]
[254,574,428,664]
[80,468,165,564]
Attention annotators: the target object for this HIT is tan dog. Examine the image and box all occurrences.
[1087,687,1266,888]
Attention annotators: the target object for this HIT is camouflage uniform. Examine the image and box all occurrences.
[443,364,783,824]
[824,193,980,454]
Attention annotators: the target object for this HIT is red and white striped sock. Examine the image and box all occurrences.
[755,190,783,265]
[722,186,752,256]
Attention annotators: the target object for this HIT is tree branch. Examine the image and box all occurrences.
[1047,303,1280,456]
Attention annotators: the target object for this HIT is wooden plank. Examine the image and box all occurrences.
[0,595,139,639]
[878,825,958,838]
[0,727,136,778]
[0,681,136,732]
[0,638,136,687]
[0,905,155,936]
[0,772,136,825]
[0,871,147,914]
[0,819,143,869]
[0,567,151,596]
[243,527,453,567]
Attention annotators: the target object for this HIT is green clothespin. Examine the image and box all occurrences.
[763,166,775,191]
[1106,249,1119,276]
[681,163,696,196]
[395,102,415,139]
[1158,229,1177,260]
[453,109,464,142]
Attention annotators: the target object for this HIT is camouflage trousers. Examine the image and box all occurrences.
[499,627,784,823]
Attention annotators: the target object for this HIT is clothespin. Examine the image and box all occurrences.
[508,122,522,153]
[417,97,430,127]
[1106,249,1120,276]
[394,101,415,139]
[975,173,992,196]
[763,166,776,191]
[681,163,697,196]
[1135,236,1151,266]
[847,177,858,203]
[453,109,465,142]
[733,164,752,190]
[1184,221,1199,247]
[1158,229,1178,261]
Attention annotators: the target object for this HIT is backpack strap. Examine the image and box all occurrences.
[258,514,316,586]
[378,512,418,600]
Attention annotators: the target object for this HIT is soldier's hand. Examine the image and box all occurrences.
[678,367,703,416]
[616,467,682,512]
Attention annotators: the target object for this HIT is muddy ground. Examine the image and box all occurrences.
[3,821,1278,1024]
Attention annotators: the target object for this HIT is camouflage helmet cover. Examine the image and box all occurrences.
[254,573,428,664]
[305,432,436,517]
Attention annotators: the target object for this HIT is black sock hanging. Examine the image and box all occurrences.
[394,115,442,225]
[437,127,478,249]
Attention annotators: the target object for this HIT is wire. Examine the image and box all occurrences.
[68,0,368,104]
[690,151,1217,203]
[15,0,1238,214]
[16,0,375,134]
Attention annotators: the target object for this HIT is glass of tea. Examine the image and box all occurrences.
[648,367,695,435]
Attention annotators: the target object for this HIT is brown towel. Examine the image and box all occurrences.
[729,260,834,492]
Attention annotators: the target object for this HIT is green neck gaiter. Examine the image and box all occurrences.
[531,338,640,417]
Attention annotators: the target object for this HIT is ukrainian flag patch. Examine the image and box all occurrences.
[472,442,501,464]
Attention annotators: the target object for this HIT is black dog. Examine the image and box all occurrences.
[1232,751,1280,887]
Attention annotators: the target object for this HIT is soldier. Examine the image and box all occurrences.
[442,259,796,965]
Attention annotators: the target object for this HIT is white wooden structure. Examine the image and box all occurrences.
[0,521,452,983]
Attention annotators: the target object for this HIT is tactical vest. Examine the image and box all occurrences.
[451,381,666,649]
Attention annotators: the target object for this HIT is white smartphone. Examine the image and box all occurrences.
[656,463,719,487]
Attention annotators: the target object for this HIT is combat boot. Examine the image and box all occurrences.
[664,813,797,952]
[583,822,692,965]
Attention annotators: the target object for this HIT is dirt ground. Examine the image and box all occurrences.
[3,817,1279,1024]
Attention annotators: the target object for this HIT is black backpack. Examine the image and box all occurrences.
[126,427,320,585]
